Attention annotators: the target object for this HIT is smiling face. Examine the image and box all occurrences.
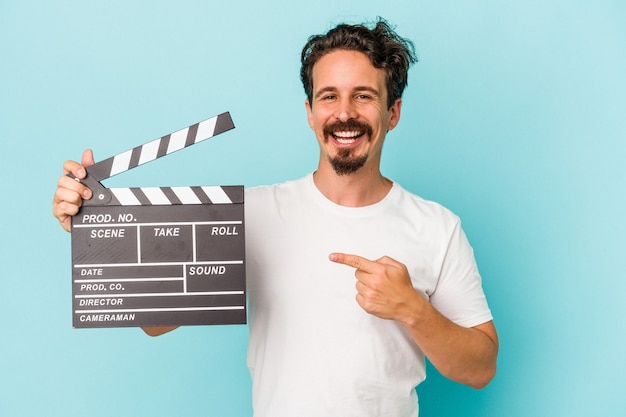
[306,49,402,176]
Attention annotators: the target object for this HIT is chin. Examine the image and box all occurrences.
[329,153,368,175]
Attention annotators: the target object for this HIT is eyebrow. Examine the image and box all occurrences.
[314,86,381,99]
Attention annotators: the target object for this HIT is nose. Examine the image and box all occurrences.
[334,97,357,122]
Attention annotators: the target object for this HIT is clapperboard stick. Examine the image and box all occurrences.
[71,111,235,206]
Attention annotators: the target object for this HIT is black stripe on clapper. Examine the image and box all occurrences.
[157,134,170,158]
[87,157,115,181]
[185,123,200,147]
[107,191,122,206]
[221,186,245,204]
[160,187,182,205]
[129,145,142,170]
[190,186,212,204]
[214,112,235,135]
[131,188,152,206]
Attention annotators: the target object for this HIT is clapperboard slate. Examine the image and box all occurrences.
[71,112,246,328]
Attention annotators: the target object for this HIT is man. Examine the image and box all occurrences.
[53,19,498,417]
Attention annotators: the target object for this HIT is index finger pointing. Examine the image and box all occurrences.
[329,252,375,272]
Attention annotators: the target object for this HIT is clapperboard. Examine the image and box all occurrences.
[70,112,246,328]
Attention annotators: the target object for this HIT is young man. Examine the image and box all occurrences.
[53,19,498,417]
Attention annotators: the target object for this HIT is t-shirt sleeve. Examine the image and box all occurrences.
[429,220,493,328]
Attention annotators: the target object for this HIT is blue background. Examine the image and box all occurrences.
[1,1,625,416]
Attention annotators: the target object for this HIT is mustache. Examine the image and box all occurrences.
[323,119,373,138]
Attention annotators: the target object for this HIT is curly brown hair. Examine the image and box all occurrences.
[300,18,417,109]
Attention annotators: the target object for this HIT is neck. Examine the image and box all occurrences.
[313,162,392,207]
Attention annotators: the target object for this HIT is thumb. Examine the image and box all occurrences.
[81,149,95,167]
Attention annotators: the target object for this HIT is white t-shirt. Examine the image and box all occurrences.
[244,173,492,417]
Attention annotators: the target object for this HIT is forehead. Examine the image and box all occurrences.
[312,49,386,92]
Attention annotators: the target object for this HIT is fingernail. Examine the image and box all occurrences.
[77,169,85,178]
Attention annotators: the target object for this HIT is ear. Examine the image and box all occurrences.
[387,98,402,131]
[305,99,315,130]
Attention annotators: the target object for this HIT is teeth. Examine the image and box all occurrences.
[333,130,361,138]
[336,137,356,144]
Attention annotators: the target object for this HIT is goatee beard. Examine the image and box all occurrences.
[324,119,372,175]
[329,150,368,175]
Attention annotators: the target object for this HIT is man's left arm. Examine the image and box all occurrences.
[329,252,498,389]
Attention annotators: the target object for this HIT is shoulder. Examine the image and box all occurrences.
[245,175,309,200]
[391,182,460,227]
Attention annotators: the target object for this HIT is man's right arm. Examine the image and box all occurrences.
[142,326,179,336]
[52,149,178,337]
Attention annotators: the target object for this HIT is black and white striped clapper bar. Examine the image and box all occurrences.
[70,112,246,328]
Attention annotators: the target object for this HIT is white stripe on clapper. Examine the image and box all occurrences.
[194,116,217,143]
[172,187,202,204]
[138,138,161,166]
[110,149,133,176]
[141,187,172,205]
[201,186,232,204]
[111,188,142,205]
[166,127,189,154]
